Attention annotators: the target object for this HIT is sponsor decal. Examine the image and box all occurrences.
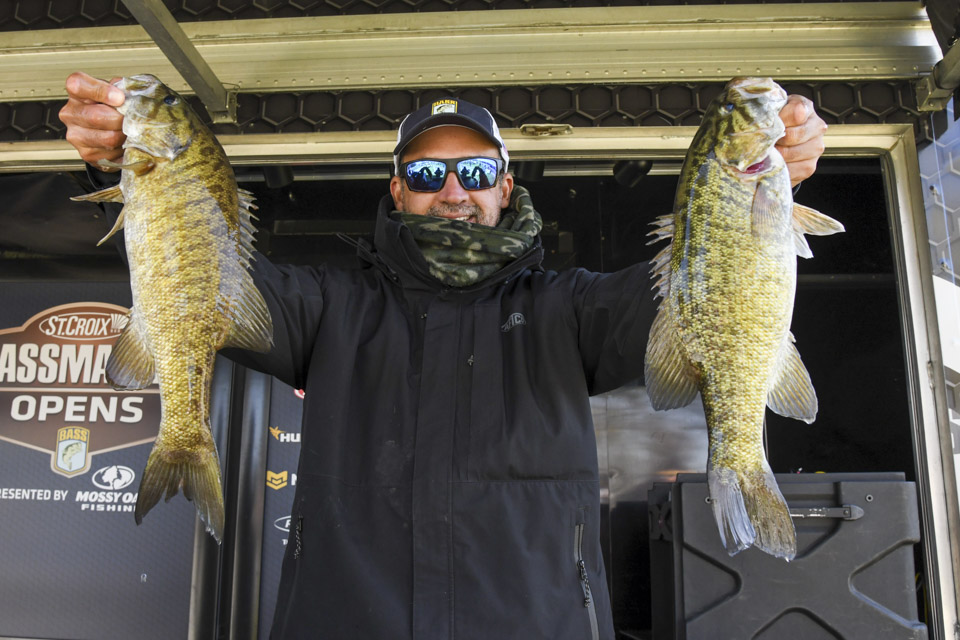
[53,426,91,476]
[274,515,291,533]
[74,488,137,512]
[0,487,69,501]
[91,465,136,490]
[266,470,288,490]
[38,311,127,342]
[0,303,161,478]
[431,99,457,115]
[266,470,297,490]
[269,426,301,444]
[501,312,527,333]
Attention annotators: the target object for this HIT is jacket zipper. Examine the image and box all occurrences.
[575,520,600,640]
[293,513,303,559]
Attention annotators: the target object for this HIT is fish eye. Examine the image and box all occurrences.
[163,95,179,106]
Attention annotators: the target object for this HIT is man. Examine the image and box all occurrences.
[60,72,826,639]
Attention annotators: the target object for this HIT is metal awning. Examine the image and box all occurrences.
[0,3,940,104]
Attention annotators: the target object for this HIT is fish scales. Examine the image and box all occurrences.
[645,77,844,560]
[72,74,273,541]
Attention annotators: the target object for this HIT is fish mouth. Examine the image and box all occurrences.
[739,155,772,175]
[727,77,789,110]
[111,75,174,125]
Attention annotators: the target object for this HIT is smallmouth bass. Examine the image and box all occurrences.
[73,74,273,541]
[644,77,843,560]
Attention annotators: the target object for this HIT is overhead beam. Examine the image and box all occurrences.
[119,0,236,122]
[0,124,920,172]
[0,3,939,103]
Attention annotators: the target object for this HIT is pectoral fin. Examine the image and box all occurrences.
[644,304,700,410]
[791,204,844,258]
[751,182,789,238]
[105,310,155,390]
[766,331,817,423]
[792,204,845,236]
[97,158,155,176]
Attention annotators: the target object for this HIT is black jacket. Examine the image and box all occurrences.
[225,195,658,639]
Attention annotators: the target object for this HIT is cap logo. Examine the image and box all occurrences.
[431,100,457,115]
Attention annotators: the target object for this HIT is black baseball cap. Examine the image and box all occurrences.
[393,98,509,173]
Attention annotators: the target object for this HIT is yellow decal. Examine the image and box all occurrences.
[53,426,91,477]
[266,470,288,490]
[431,100,457,115]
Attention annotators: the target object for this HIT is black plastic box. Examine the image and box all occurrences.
[648,473,928,640]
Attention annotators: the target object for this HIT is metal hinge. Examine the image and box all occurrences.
[519,124,574,137]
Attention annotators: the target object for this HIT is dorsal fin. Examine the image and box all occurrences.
[647,214,675,299]
[221,191,273,353]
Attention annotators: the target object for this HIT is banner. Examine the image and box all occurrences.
[0,285,195,640]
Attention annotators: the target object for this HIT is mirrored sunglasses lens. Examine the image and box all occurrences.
[405,160,447,191]
[456,158,499,190]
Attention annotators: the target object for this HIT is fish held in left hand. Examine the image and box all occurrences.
[72,74,273,542]
[644,77,843,561]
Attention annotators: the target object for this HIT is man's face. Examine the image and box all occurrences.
[390,126,513,227]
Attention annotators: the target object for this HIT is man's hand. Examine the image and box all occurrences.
[59,72,126,170]
[776,95,827,187]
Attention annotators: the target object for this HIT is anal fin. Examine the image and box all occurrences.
[766,331,817,423]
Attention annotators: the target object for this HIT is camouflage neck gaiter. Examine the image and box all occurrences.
[398,185,542,288]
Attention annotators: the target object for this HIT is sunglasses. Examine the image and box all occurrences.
[400,157,503,192]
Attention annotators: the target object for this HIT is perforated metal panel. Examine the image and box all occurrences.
[0,81,931,145]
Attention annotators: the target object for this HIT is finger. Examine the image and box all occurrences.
[64,71,124,107]
[778,113,827,150]
[785,157,819,186]
[65,126,126,155]
[776,135,825,166]
[778,94,813,129]
[59,100,124,132]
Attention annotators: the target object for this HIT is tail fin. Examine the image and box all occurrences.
[708,463,796,561]
[135,441,225,543]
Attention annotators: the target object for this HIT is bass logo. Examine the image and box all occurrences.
[431,99,457,115]
[53,426,91,477]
